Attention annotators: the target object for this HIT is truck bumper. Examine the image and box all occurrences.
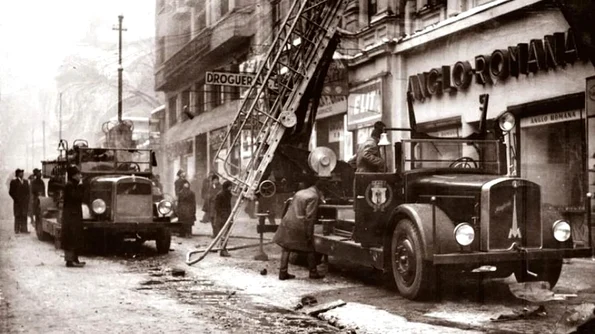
[433,247,593,265]
[83,220,181,232]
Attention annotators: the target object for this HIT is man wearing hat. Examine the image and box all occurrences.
[349,121,387,173]
[9,168,30,234]
[174,169,187,198]
[62,165,86,267]
[30,168,46,230]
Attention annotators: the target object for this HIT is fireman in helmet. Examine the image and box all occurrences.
[348,121,387,172]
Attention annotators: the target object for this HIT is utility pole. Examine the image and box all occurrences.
[113,15,127,122]
[42,120,46,160]
[59,92,62,140]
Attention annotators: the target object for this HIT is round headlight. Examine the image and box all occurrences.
[552,220,571,242]
[454,223,475,246]
[91,199,106,214]
[498,112,516,132]
[158,200,173,215]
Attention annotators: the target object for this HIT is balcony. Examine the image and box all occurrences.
[155,7,255,91]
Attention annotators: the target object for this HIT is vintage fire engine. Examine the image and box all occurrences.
[37,139,177,254]
[185,0,594,300]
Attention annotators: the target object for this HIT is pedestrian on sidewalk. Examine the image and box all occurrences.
[174,169,187,198]
[200,172,214,223]
[213,180,233,257]
[30,168,46,230]
[62,165,86,268]
[272,178,326,280]
[9,168,30,234]
[177,182,196,237]
[205,174,221,228]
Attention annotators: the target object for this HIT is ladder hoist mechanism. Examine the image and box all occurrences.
[186,0,347,265]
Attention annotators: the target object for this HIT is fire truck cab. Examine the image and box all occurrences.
[37,139,177,254]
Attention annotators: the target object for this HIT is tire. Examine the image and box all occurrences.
[391,219,435,300]
[513,259,563,289]
[155,229,171,254]
[35,218,50,241]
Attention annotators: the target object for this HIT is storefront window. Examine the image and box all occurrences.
[519,111,585,211]
[209,127,229,177]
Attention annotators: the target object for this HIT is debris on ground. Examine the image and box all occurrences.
[139,280,164,286]
[304,300,347,316]
[490,305,548,322]
[565,304,595,326]
[509,281,577,303]
[171,268,186,277]
[260,268,267,275]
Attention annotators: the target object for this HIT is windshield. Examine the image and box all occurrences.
[402,139,503,174]
[78,148,152,173]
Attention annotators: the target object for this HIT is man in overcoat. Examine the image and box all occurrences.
[348,121,387,172]
[177,182,196,237]
[30,168,46,230]
[205,174,221,230]
[62,165,86,268]
[213,180,233,257]
[272,179,325,280]
[174,169,187,198]
[9,169,30,234]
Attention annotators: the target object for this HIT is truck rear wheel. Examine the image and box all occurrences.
[391,219,434,300]
[513,259,563,289]
[155,229,171,254]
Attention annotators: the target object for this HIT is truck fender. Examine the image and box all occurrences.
[386,204,459,262]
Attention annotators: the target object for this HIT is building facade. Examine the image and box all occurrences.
[155,0,594,241]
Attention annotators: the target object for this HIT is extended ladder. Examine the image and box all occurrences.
[186,0,346,265]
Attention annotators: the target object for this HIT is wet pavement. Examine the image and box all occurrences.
[1,214,594,333]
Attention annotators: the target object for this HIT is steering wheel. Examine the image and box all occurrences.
[258,180,276,198]
[449,157,478,169]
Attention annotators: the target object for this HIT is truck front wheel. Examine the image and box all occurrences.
[391,219,434,300]
[513,259,563,289]
[155,229,171,254]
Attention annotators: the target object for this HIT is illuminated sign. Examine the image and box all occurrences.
[408,29,584,101]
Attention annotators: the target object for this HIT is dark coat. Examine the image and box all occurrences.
[213,188,232,227]
[272,186,321,252]
[203,183,221,215]
[61,179,84,252]
[355,137,385,172]
[177,187,196,223]
[9,178,30,218]
[174,177,187,198]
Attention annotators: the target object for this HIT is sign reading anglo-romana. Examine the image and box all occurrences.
[408,29,585,101]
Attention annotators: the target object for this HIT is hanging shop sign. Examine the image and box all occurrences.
[347,81,382,130]
[408,28,585,101]
[206,71,254,87]
[520,110,581,128]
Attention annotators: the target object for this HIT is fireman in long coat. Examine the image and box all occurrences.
[213,180,233,257]
[9,169,30,234]
[272,180,325,280]
[62,165,86,268]
[177,181,196,237]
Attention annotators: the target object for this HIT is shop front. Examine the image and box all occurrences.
[399,5,595,245]
[347,78,384,163]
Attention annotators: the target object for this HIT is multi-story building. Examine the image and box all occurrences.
[155,0,594,243]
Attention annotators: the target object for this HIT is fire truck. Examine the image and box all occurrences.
[186,0,595,300]
[37,139,177,254]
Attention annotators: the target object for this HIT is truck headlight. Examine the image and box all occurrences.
[92,199,107,214]
[498,112,516,132]
[157,200,173,215]
[454,223,475,246]
[552,220,571,242]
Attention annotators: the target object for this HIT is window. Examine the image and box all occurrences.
[181,90,191,121]
[168,96,177,127]
[221,0,230,16]
[194,2,206,32]
[519,113,585,209]
[193,82,206,116]
[368,0,378,22]
[157,37,165,65]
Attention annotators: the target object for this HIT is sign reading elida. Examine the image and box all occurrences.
[408,29,585,101]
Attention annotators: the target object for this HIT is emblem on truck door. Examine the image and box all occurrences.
[508,192,522,239]
[365,180,392,212]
